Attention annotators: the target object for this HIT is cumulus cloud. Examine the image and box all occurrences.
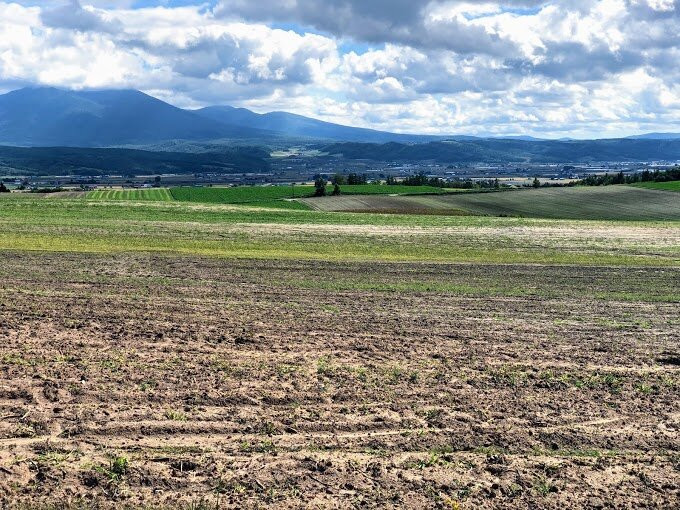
[0,0,679,137]
[214,0,539,55]
[40,0,123,33]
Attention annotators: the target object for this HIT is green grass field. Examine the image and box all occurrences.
[629,181,680,192]
[85,184,458,210]
[0,194,678,267]
[304,185,680,221]
[169,186,314,209]
[87,188,174,201]
[10,182,679,267]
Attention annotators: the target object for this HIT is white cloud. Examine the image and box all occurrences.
[0,0,679,137]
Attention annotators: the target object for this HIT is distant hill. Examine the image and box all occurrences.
[0,146,270,176]
[626,132,680,140]
[491,135,547,141]
[0,88,274,146]
[2,87,680,153]
[318,139,680,163]
[0,87,443,146]
[194,105,440,143]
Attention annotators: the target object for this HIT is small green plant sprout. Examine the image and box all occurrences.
[94,455,129,486]
[534,475,555,496]
[110,456,129,478]
[165,409,188,421]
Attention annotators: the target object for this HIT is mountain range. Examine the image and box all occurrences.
[0,87,437,146]
[2,87,679,147]
[318,139,680,164]
[193,105,437,143]
[0,88,274,146]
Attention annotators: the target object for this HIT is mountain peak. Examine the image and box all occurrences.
[1,86,444,145]
[0,87,270,146]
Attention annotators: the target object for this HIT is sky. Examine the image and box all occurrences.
[1,0,679,138]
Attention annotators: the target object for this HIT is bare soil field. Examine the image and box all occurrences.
[0,252,678,509]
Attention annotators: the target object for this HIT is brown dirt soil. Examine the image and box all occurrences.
[0,252,678,509]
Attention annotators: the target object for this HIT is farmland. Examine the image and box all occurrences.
[168,186,313,210]
[84,184,680,220]
[629,181,680,192]
[0,190,678,509]
[335,184,449,195]
[84,185,454,210]
[1,195,678,266]
[88,188,174,201]
[303,185,680,221]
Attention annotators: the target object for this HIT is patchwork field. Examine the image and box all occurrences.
[1,196,679,266]
[0,192,678,509]
[302,185,680,221]
[84,185,455,211]
[82,184,680,220]
[87,189,174,201]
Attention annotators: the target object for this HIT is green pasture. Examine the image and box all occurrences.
[85,184,460,210]
[0,195,677,267]
[629,181,680,192]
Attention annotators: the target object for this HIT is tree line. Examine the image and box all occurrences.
[400,172,503,189]
[311,166,679,196]
[314,173,370,196]
[575,167,680,186]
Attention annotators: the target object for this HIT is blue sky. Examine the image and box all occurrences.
[1,0,680,138]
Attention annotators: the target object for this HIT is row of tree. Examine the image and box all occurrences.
[398,168,680,189]
[314,172,370,196]
[401,172,504,189]
[576,167,680,186]
[314,176,339,196]
[312,166,679,196]
[314,171,506,196]
[331,173,368,185]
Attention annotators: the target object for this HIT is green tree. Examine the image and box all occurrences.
[314,176,327,197]
[0,182,9,193]
[532,177,541,188]
[332,183,341,195]
[347,173,367,185]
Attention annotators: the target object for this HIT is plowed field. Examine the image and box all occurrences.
[0,252,678,509]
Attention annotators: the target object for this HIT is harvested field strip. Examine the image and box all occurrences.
[87,188,174,201]
[303,185,680,221]
[339,184,450,195]
[303,194,473,216]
